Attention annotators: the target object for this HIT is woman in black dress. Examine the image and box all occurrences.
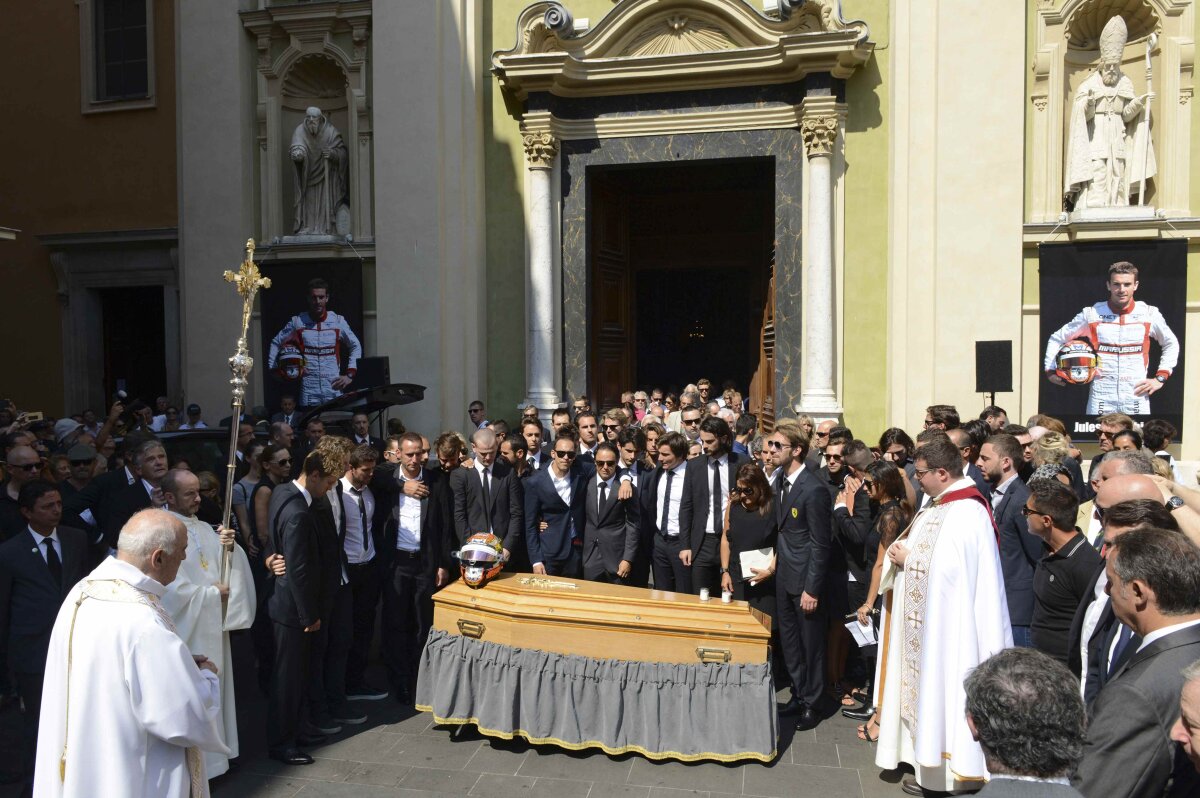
[719,462,778,617]
[850,459,913,742]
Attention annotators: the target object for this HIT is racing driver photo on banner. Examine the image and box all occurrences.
[1043,260,1179,416]
[267,275,363,410]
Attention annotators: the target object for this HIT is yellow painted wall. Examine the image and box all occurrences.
[839,0,890,440]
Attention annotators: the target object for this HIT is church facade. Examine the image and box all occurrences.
[4,0,1198,455]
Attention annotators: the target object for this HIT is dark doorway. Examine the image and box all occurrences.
[588,159,774,409]
[99,286,166,404]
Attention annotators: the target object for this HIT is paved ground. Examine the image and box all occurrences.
[210,658,909,798]
[1,635,911,798]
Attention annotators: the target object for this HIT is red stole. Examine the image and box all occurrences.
[935,485,1000,546]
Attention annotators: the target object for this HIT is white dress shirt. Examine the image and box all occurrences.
[1136,618,1200,653]
[704,454,731,535]
[474,461,494,535]
[293,479,313,506]
[656,463,687,537]
[396,472,424,552]
[29,527,61,564]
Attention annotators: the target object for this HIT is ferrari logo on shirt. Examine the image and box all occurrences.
[791,508,798,518]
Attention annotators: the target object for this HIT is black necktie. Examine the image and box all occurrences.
[350,487,369,552]
[480,467,492,517]
[777,475,788,523]
[1109,624,1134,676]
[711,460,722,534]
[659,470,675,535]
[599,480,608,516]
[43,538,62,587]
[527,455,536,470]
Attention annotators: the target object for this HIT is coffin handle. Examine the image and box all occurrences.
[695,647,731,664]
[457,619,486,639]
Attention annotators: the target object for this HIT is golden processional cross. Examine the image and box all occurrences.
[219,239,271,588]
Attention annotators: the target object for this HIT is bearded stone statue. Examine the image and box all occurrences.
[289,107,350,236]
[1064,16,1156,210]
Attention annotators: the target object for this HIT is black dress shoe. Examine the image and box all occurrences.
[268,748,314,766]
[842,704,875,721]
[900,776,925,796]
[777,697,802,715]
[394,684,413,705]
[795,706,820,731]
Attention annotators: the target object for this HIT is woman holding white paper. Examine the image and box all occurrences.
[719,462,778,616]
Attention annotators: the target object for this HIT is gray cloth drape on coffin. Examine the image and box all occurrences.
[415,628,777,762]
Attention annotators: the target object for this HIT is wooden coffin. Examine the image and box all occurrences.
[432,573,771,664]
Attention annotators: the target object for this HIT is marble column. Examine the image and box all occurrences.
[522,131,563,422]
[799,111,842,417]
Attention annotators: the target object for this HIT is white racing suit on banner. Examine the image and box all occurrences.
[268,310,363,407]
[1043,300,1179,415]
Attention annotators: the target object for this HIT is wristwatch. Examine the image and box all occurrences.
[1167,496,1185,511]
[719,567,729,575]
[1156,375,1167,384]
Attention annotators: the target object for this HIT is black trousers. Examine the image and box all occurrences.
[382,554,435,688]
[691,533,722,595]
[346,560,382,690]
[249,556,276,688]
[776,579,828,707]
[268,621,312,751]
[651,534,692,593]
[15,669,43,787]
[543,546,582,578]
[308,582,353,718]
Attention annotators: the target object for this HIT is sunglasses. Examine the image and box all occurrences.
[274,458,292,466]
[553,450,577,459]
[8,462,41,472]
[1020,505,1044,517]
[682,418,700,425]
[602,424,620,430]
[70,460,92,467]
[766,440,791,450]
[826,453,844,462]
[861,479,874,489]
[595,459,617,467]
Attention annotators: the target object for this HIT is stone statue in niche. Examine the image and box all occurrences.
[290,107,350,237]
[1064,15,1156,210]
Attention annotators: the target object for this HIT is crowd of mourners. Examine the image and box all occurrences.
[4,382,1200,796]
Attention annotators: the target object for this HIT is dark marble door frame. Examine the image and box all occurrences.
[559,129,804,413]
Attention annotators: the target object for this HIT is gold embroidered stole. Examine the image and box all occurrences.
[899,502,949,728]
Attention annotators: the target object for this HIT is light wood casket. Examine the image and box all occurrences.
[432,573,771,664]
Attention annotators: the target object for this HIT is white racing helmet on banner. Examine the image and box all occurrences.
[1055,339,1099,385]
[454,532,506,588]
[275,340,306,381]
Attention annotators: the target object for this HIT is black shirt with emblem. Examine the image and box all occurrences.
[1031,530,1102,665]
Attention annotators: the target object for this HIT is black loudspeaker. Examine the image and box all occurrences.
[353,356,390,391]
[975,341,1012,394]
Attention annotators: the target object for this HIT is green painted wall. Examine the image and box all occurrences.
[839,0,890,437]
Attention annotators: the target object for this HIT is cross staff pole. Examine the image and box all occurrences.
[1139,33,1157,206]
[220,239,271,592]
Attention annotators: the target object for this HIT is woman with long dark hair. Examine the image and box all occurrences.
[849,459,913,743]
[719,462,778,614]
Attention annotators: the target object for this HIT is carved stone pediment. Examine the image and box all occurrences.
[493,0,872,99]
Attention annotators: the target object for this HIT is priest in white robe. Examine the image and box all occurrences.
[161,468,256,779]
[874,436,1012,794]
[35,509,230,798]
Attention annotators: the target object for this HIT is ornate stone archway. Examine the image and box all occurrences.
[493,0,873,419]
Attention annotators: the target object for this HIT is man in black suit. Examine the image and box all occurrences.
[768,420,831,732]
[306,437,361,731]
[0,481,93,793]
[271,394,300,427]
[102,439,170,548]
[266,448,338,766]
[521,418,551,471]
[524,430,590,578]
[1,445,44,541]
[350,412,384,454]
[679,417,744,595]
[372,432,452,704]
[451,428,525,568]
[1066,480,1173,703]
[978,434,1038,647]
[647,432,691,592]
[1075,528,1200,798]
[581,442,638,584]
[498,434,531,483]
[62,433,148,539]
[337,445,388,702]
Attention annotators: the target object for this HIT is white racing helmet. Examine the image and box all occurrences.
[454,532,505,588]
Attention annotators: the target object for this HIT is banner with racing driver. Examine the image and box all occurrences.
[1039,240,1185,442]
[259,260,365,413]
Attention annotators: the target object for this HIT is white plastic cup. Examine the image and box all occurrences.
[699,587,710,602]
[721,590,732,604]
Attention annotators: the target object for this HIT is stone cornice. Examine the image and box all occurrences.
[493,0,873,101]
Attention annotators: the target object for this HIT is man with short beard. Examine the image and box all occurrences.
[978,434,1038,647]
